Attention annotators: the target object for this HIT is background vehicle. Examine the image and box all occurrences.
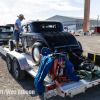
[0,26,14,45]
[6,24,14,32]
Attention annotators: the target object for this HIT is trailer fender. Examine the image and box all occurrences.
[6,51,29,70]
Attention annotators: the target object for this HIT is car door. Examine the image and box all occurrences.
[27,24,32,47]
[27,24,36,46]
[21,25,28,47]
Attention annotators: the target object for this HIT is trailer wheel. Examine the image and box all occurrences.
[9,40,14,51]
[12,58,25,80]
[6,54,13,73]
[32,42,43,65]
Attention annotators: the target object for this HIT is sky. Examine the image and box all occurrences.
[0,0,99,25]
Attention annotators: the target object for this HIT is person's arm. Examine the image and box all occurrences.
[15,23,20,33]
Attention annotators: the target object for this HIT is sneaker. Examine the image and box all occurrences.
[15,49,22,53]
[15,49,18,52]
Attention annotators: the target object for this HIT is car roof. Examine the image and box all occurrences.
[0,26,10,28]
[22,20,63,32]
[22,20,62,25]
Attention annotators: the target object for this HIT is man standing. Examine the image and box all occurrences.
[14,14,25,52]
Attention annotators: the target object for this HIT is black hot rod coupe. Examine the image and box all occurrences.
[9,21,83,66]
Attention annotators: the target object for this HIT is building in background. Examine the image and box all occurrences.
[46,15,100,31]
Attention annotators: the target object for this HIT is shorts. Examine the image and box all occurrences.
[13,30,19,41]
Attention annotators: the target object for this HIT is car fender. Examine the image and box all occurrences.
[25,32,50,48]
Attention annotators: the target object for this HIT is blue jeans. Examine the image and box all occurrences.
[13,30,19,41]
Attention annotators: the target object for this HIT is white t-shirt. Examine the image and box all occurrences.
[14,19,21,31]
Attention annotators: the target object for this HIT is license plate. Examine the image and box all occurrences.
[44,89,57,99]
[8,36,11,37]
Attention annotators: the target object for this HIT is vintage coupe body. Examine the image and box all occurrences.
[20,21,82,65]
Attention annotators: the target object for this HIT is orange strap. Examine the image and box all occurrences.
[52,74,62,86]
[52,74,70,86]
[54,80,62,86]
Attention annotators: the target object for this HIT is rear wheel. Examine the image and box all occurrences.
[12,58,25,80]
[69,41,83,70]
[77,41,83,57]
[78,41,82,50]
[32,42,43,65]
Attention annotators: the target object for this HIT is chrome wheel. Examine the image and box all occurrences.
[13,62,18,78]
[32,42,43,65]
[33,48,40,62]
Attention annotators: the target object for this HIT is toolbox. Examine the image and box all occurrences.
[88,53,100,65]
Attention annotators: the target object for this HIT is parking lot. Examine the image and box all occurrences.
[0,36,100,100]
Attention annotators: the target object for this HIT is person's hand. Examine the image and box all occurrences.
[18,29,20,33]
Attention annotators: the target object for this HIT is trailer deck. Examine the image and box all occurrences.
[0,45,100,99]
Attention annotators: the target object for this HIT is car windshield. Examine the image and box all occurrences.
[0,26,13,32]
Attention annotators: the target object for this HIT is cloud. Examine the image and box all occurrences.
[0,0,83,24]
[74,0,84,3]
[20,0,83,11]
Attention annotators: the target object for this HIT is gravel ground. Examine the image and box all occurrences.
[0,36,100,100]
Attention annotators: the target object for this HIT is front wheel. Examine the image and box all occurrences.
[32,42,43,66]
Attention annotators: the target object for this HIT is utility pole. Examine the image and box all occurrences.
[83,0,90,32]
[97,15,99,26]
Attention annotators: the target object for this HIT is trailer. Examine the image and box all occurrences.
[0,45,100,100]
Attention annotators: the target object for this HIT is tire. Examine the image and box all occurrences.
[32,42,43,65]
[9,40,14,51]
[6,54,13,73]
[12,58,25,80]
[78,41,82,50]
[76,41,83,57]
